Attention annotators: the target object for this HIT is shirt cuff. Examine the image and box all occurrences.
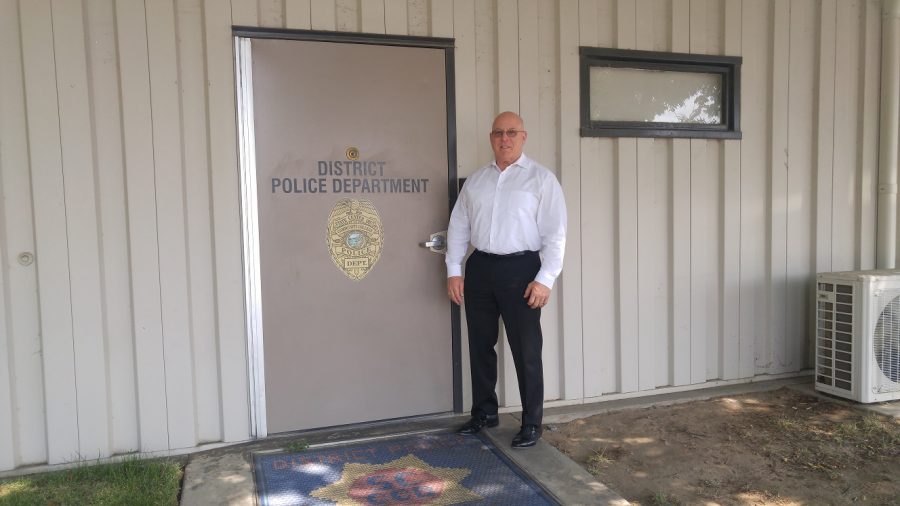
[535,271,556,289]
[447,265,462,278]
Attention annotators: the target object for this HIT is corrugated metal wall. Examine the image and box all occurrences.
[573,0,882,399]
[0,0,251,470]
[0,0,885,472]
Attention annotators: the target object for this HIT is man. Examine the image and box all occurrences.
[446,111,566,448]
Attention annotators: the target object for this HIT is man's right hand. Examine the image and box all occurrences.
[447,276,464,305]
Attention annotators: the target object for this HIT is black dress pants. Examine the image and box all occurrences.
[464,250,543,427]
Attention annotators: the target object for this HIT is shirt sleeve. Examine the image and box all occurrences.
[445,186,470,278]
[534,174,567,288]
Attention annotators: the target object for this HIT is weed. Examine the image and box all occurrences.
[585,447,613,475]
[649,491,681,505]
[284,439,309,453]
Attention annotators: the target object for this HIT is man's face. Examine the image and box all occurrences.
[490,113,527,166]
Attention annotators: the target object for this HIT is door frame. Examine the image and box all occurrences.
[233,28,461,438]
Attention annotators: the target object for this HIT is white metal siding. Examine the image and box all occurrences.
[0,0,886,472]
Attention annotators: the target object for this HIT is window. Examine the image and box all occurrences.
[580,47,741,139]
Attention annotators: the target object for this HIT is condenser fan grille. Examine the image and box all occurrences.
[874,294,900,387]
[816,283,854,391]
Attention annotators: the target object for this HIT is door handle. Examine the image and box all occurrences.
[420,231,447,254]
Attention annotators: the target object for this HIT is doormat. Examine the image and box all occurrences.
[253,432,558,505]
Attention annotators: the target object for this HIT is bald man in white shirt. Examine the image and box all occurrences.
[446,111,567,448]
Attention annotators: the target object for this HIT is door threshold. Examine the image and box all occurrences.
[261,411,465,451]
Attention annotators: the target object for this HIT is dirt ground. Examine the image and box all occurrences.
[543,388,900,505]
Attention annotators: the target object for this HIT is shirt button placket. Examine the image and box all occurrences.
[489,171,505,251]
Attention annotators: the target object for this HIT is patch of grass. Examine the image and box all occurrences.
[697,477,726,499]
[284,439,309,453]
[833,414,900,457]
[0,456,182,506]
[649,491,681,506]
[752,410,900,479]
[772,415,801,431]
[697,477,722,489]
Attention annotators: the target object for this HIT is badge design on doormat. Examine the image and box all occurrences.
[310,454,482,505]
[327,198,384,280]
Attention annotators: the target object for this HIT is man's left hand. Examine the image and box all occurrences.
[524,281,551,309]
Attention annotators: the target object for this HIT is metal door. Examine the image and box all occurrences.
[238,35,455,434]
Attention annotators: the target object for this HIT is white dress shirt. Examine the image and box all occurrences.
[446,154,567,288]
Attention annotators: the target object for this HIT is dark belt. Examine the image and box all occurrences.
[473,249,536,258]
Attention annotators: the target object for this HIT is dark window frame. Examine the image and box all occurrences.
[580,47,742,139]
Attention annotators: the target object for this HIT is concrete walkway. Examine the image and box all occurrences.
[179,410,626,505]
[180,376,897,505]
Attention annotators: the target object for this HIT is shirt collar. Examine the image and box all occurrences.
[491,153,531,172]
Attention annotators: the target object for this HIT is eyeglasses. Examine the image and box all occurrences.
[490,129,524,138]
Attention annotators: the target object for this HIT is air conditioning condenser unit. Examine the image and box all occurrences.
[815,270,900,403]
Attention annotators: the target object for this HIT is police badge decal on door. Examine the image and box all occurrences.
[327,199,384,281]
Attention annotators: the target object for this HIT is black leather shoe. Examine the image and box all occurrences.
[511,425,541,448]
[457,414,499,435]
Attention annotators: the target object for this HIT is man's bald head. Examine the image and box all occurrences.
[492,111,525,131]
[490,111,527,170]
